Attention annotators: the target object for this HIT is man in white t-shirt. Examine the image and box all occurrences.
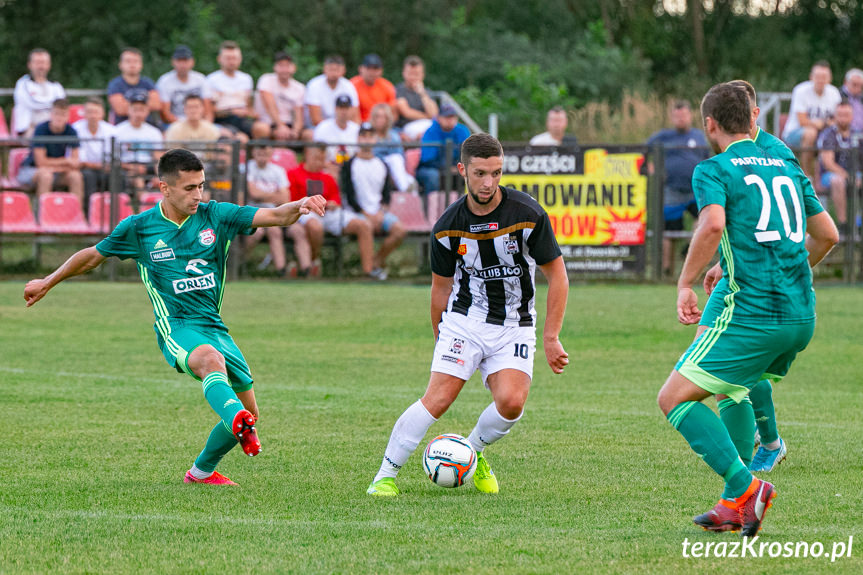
[782,60,843,179]
[254,51,305,141]
[13,48,66,136]
[114,92,164,197]
[529,106,578,147]
[303,55,359,137]
[313,94,360,173]
[156,45,212,125]
[340,124,405,280]
[245,146,295,277]
[206,41,267,139]
[72,97,116,201]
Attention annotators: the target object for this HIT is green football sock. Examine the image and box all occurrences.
[750,379,779,445]
[202,371,244,427]
[667,401,752,500]
[194,421,238,473]
[718,396,755,467]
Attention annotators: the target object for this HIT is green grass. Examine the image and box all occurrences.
[0,280,861,574]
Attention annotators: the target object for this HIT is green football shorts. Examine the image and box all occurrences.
[155,323,254,392]
[675,320,814,403]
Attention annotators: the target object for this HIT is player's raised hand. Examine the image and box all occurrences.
[544,337,569,374]
[23,278,50,307]
[703,263,722,295]
[299,194,327,216]
[677,287,701,325]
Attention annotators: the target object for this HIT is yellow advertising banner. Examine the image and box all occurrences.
[500,149,647,246]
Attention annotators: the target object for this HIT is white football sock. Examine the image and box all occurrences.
[188,464,213,480]
[374,399,437,482]
[468,402,521,453]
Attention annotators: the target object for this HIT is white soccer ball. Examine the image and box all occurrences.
[423,433,477,488]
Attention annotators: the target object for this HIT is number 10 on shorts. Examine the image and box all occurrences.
[513,343,529,359]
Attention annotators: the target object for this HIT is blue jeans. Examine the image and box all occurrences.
[416,166,441,195]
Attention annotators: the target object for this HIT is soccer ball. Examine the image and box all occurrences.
[423,433,477,488]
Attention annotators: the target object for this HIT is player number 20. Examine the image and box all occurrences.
[513,344,529,359]
[743,174,804,244]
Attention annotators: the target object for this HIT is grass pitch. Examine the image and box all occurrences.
[0,280,861,574]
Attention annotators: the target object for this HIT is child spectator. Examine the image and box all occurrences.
[245,146,292,277]
[114,92,164,198]
[72,97,115,202]
[369,103,417,192]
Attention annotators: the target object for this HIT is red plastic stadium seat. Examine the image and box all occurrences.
[138,191,163,212]
[38,192,92,234]
[0,191,39,233]
[0,107,9,137]
[426,191,460,224]
[68,104,86,124]
[389,191,431,233]
[4,148,30,188]
[88,192,133,233]
[404,148,421,176]
[271,148,298,172]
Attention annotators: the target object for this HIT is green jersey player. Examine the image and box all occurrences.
[656,83,838,536]
[24,148,326,486]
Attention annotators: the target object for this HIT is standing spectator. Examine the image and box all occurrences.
[245,146,292,277]
[254,51,305,141]
[840,68,863,136]
[394,55,438,140]
[817,101,855,231]
[156,45,212,125]
[107,48,160,124]
[370,103,417,192]
[416,105,470,194]
[287,145,376,278]
[529,106,578,147]
[303,55,359,134]
[782,61,842,179]
[13,48,66,137]
[313,94,360,169]
[350,53,396,123]
[646,100,710,276]
[165,95,226,143]
[114,92,164,197]
[17,99,82,201]
[341,124,406,280]
[72,97,115,202]
[206,41,266,139]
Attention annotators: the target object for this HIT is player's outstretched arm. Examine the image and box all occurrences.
[538,256,569,374]
[251,195,327,228]
[24,246,107,307]
[805,211,839,267]
[676,204,725,325]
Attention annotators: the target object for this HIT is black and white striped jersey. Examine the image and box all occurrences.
[431,186,562,327]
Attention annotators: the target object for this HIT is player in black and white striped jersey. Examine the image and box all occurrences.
[368,133,570,496]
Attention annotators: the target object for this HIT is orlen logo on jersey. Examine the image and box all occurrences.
[173,272,216,294]
[467,264,523,280]
[198,228,216,246]
[469,222,499,233]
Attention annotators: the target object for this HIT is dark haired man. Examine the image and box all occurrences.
[17,98,83,201]
[107,47,160,124]
[24,148,327,486]
[657,83,837,536]
[254,51,305,141]
[368,133,570,496]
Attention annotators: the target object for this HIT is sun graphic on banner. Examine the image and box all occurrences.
[600,209,646,245]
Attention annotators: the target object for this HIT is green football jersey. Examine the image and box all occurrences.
[692,138,823,325]
[96,200,258,328]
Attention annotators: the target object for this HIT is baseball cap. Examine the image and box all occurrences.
[335,94,353,108]
[172,45,193,59]
[358,122,375,135]
[438,104,457,117]
[128,90,149,104]
[361,53,383,68]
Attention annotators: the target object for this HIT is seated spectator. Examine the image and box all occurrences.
[156,45,212,125]
[107,47,160,124]
[840,68,863,136]
[114,92,164,198]
[13,48,65,137]
[395,55,438,140]
[303,55,359,136]
[165,94,228,142]
[287,144,375,278]
[369,103,417,192]
[416,105,470,194]
[17,98,82,201]
[341,124,406,280]
[245,146,293,277]
[72,97,115,202]
[530,106,578,147]
[313,94,360,171]
[782,60,842,179]
[817,100,854,232]
[206,41,266,140]
[254,51,305,141]
[350,53,396,123]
